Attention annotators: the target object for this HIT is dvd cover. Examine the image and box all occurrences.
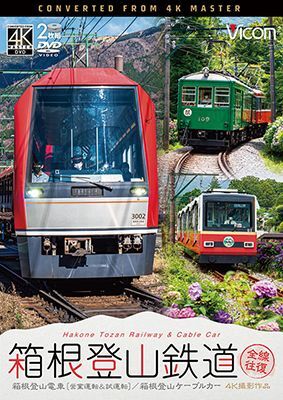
[0,1,282,399]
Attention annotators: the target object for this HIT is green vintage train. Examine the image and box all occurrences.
[177,68,271,150]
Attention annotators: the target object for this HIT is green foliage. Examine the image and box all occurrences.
[264,116,283,156]
[170,17,221,116]
[160,245,283,330]
[276,194,283,206]
[218,272,256,326]
[170,17,283,118]
[229,177,283,230]
[169,119,178,145]
[266,198,283,232]
[256,240,283,277]
[229,176,283,209]
[259,150,283,175]
[15,313,23,329]
[276,204,283,214]
[184,279,227,318]
[161,245,227,318]
[168,119,183,150]
[209,177,221,190]
[176,188,202,211]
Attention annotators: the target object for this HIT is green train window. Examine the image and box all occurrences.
[236,90,242,108]
[215,88,230,107]
[198,87,212,107]
[182,87,196,106]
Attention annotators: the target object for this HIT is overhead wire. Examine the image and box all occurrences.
[96,17,138,67]
[95,17,114,34]
[82,16,104,40]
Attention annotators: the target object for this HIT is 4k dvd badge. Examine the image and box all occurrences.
[7,24,33,56]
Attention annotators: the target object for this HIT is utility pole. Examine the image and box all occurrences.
[269,16,276,121]
[163,17,171,151]
[169,171,176,243]
[64,29,95,68]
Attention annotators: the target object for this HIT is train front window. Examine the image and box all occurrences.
[198,87,212,107]
[205,201,253,231]
[29,87,145,183]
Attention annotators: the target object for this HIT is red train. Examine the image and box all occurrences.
[177,189,258,265]
[0,68,158,279]
[252,89,271,125]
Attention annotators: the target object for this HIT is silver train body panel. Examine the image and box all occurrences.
[17,197,156,279]
[17,233,156,279]
[24,197,148,230]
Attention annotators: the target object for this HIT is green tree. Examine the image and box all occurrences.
[170,17,222,117]
[209,176,221,190]
[170,17,283,117]
[229,176,283,209]
[176,188,202,211]
[223,18,283,115]
[273,196,283,232]
[264,116,283,156]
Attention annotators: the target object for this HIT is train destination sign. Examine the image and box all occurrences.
[71,187,103,197]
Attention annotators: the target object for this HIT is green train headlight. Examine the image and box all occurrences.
[130,187,148,197]
[26,188,44,198]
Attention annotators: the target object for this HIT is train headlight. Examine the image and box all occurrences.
[130,186,147,197]
[244,242,254,248]
[204,241,214,247]
[197,131,206,138]
[26,188,44,198]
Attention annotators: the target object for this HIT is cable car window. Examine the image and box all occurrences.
[215,88,230,107]
[182,87,196,106]
[205,201,253,231]
[182,212,186,238]
[198,88,212,107]
[177,215,181,236]
[193,204,198,232]
[255,97,262,110]
[188,208,193,230]
[29,87,146,184]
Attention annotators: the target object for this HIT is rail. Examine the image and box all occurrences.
[0,261,164,323]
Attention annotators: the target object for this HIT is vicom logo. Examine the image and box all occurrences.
[227,24,277,40]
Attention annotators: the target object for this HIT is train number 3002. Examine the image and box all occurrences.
[132,213,146,220]
[131,213,146,226]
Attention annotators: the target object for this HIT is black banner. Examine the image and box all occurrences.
[0,0,281,17]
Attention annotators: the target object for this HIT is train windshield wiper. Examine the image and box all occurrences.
[79,177,113,192]
[52,174,113,192]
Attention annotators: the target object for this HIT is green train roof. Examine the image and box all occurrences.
[179,70,262,94]
[180,71,239,82]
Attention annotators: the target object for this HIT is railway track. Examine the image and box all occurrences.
[175,149,193,175]
[212,268,283,298]
[175,148,235,180]
[0,261,164,324]
[217,151,235,179]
